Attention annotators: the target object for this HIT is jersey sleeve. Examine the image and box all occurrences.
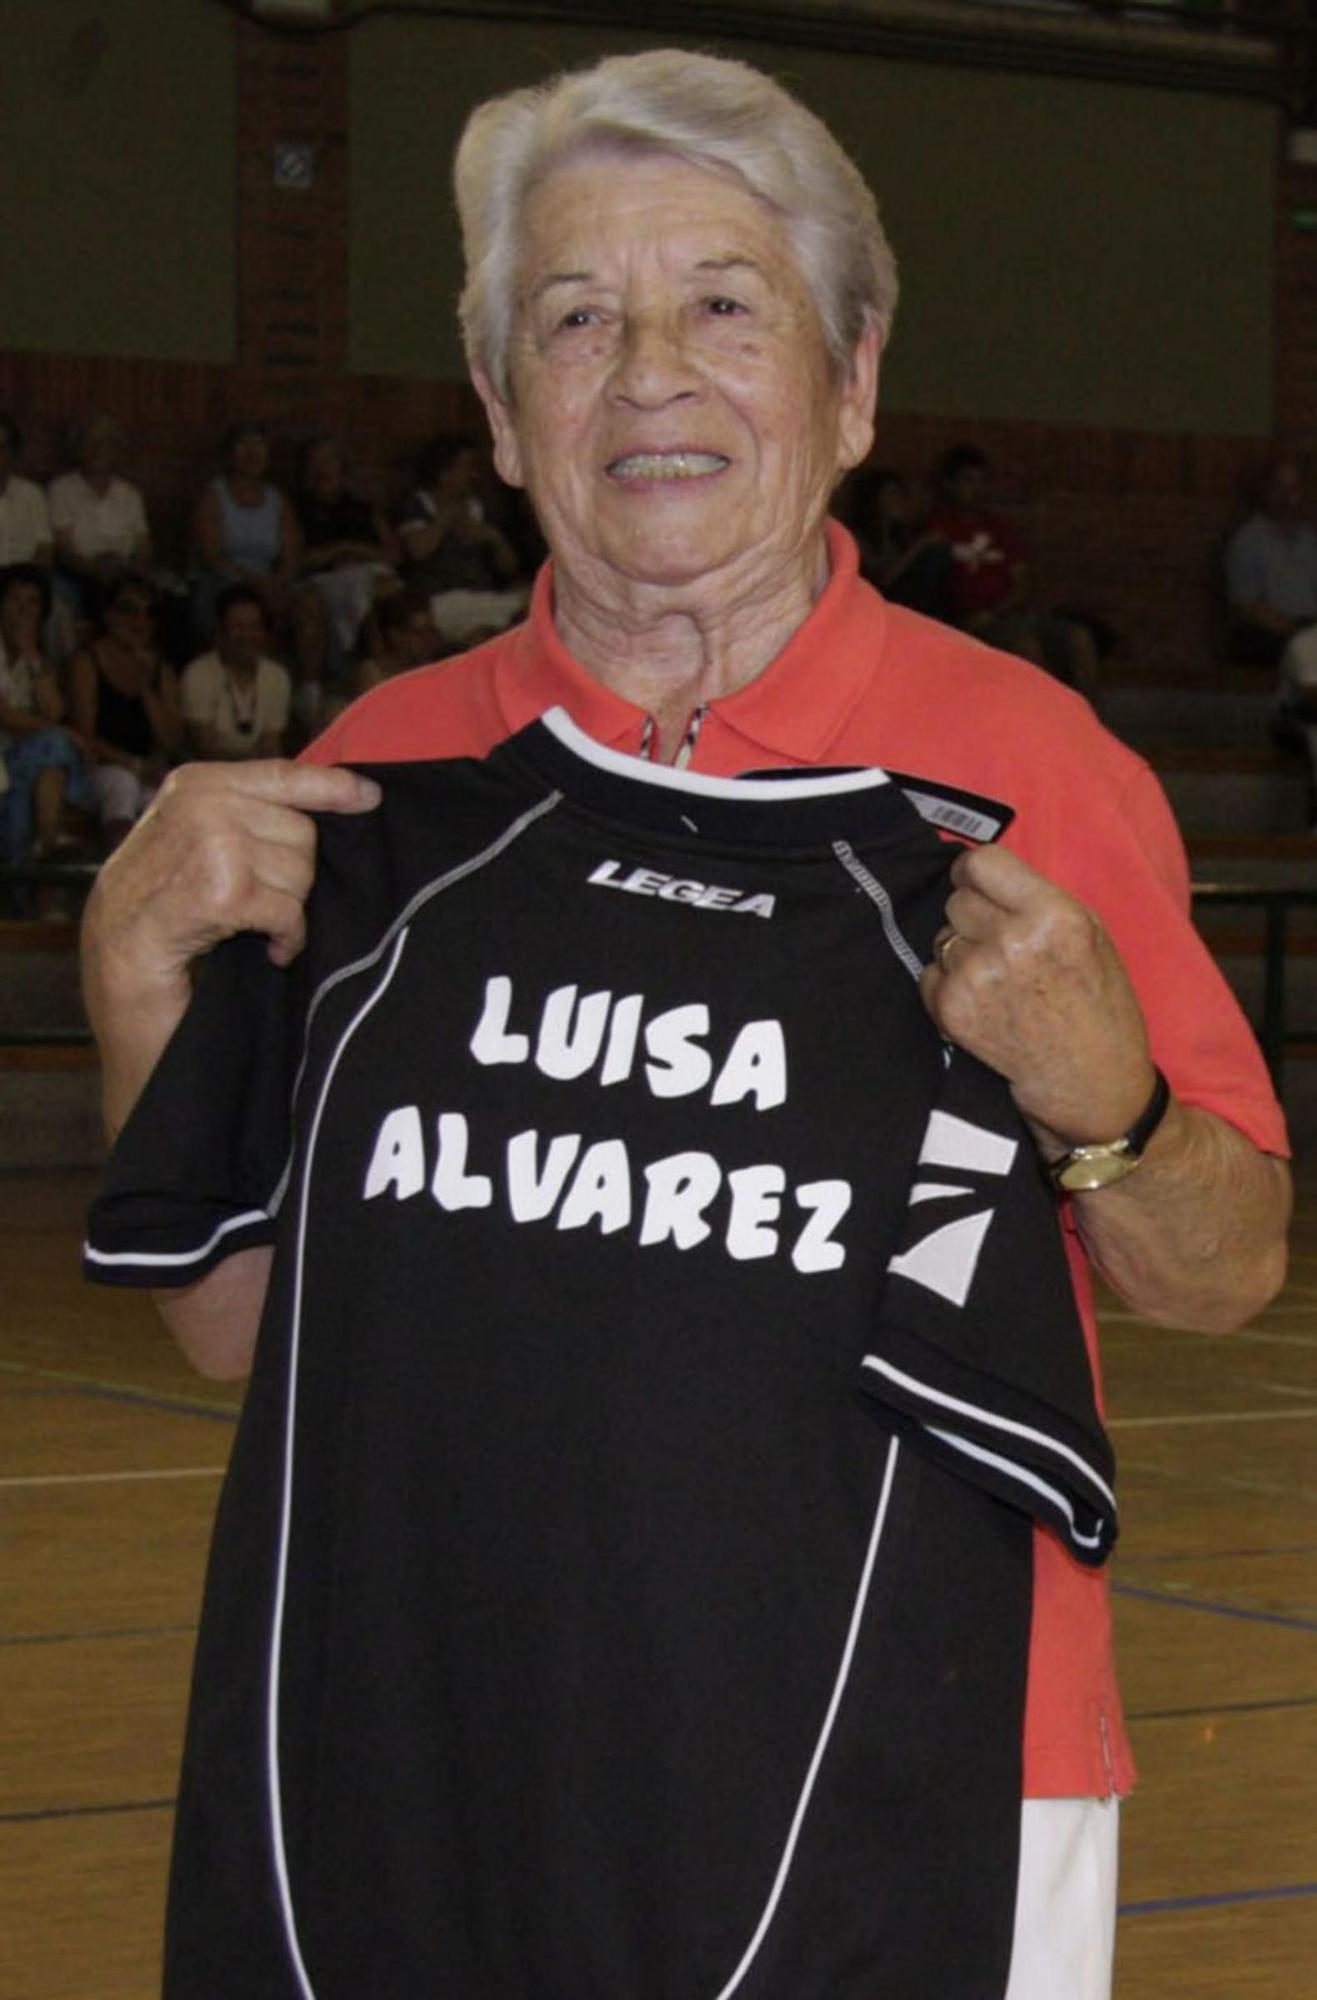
[83,933,302,1288]
[859,1049,1117,1568]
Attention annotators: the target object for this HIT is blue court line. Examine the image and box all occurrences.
[1126,1693,1317,1722]
[0,1798,173,1826]
[0,1622,197,1649]
[0,1360,238,1425]
[1112,1583,1317,1634]
[1120,1882,1317,1918]
[1124,1542,1317,1565]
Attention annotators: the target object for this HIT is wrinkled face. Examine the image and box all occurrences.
[476,151,875,601]
[218,600,268,669]
[0,579,42,650]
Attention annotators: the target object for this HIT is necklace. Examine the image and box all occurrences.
[222,666,258,739]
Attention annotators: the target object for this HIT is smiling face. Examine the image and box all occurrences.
[475,150,876,629]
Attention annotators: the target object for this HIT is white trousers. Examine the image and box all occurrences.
[1004,1797,1119,2000]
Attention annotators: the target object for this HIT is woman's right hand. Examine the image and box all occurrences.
[81,758,381,1138]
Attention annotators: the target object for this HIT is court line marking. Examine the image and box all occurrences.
[1120,1881,1317,1918]
[0,1623,198,1649]
[1126,1694,1317,1723]
[0,1798,174,1827]
[1107,1406,1317,1430]
[0,1357,238,1422]
[1124,1541,1317,1563]
[1112,1583,1317,1634]
[0,1465,226,1491]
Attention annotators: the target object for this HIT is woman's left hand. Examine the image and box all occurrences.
[920,844,1157,1150]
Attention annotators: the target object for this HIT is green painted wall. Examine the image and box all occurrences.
[0,0,235,364]
[349,17,1276,435]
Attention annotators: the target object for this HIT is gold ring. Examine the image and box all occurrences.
[936,931,965,972]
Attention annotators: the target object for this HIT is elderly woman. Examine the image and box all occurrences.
[83,50,1287,2000]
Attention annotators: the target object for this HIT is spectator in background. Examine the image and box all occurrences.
[929,444,1100,700]
[48,413,154,614]
[0,564,94,871]
[1224,455,1317,668]
[355,587,441,697]
[845,464,952,619]
[292,435,399,730]
[191,422,300,647]
[0,413,53,570]
[181,585,291,762]
[397,434,528,646]
[1272,633,1317,829]
[68,575,181,848]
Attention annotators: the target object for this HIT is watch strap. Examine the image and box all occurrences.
[1049,1067,1171,1192]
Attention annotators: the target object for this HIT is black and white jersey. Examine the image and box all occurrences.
[86,709,1116,2000]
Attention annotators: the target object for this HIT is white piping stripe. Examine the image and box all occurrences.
[265,790,562,1217]
[861,1354,1116,1513]
[266,924,410,1999]
[83,1208,270,1269]
[541,704,892,801]
[710,1437,902,1999]
[925,1426,1106,1552]
[830,842,926,982]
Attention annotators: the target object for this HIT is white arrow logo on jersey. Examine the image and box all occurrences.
[886,1110,1019,1309]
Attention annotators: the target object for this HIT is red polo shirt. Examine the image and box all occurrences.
[310,521,1288,1799]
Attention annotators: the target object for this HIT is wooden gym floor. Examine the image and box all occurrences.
[3,1166,1315,1998]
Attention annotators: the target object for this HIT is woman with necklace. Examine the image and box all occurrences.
[181,584,291,761]
[68,576,181,848]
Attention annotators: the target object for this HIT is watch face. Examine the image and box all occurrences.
[1055,1144,1140,1193]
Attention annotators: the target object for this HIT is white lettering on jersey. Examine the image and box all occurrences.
[431,1112,493,1211]
[557,1139,632,1235]
[644,1004,714,1100]
[639,1151,722,1251]
[792,1181,852,1274]
[362,1104,425,1201]
[710,1021,787,1113]
[468,975,529,1066]
[589,858,776,919]
[726,1165,786,1261]
[360,1108,851,1274]
[506,1130,583,1222]
[468,978,785,1112]
[536,985,611,1082]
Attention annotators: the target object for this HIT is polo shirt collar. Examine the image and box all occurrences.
[493,520,887,763]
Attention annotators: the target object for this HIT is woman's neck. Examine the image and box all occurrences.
[551,533,830,759]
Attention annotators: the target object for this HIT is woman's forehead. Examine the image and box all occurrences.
[518,150,797,281]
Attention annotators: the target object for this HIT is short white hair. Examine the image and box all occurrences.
[455,48,899,400]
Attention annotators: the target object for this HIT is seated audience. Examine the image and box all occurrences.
[68,576,181,848]
[1225,455,1317,667]
[0,413,53,569]
[928,444,1100,699]
[191,421,300,646]
[846,464,952,619]
[48,413,154,614]
[181,585,292,761]
[355,587,441,697]
[0,564,94,868]
[1271,627,1317,829]
[397,435,528,645]
[292,435,399,725]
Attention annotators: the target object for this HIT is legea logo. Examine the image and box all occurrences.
[588,859,776,919]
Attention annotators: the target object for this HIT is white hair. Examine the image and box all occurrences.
[455,48,899,400]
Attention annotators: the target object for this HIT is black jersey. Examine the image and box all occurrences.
[86,709,1116,2000]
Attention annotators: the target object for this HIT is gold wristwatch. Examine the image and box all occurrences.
[1049,1069,1171,1193]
